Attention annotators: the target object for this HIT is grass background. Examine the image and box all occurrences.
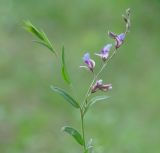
[0,0,160,153]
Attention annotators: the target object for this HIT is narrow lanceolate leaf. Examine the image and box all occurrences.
[51,86,79,108]
[62,126,84,145]
[23,20,56,55]
[61,46,71,84]
[23,20,44,40]
[89,95,110,106]
[33,40,54,52]
[84,95,110,114]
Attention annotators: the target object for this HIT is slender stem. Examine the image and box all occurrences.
[79,48,118,153]
[95,49,117,79]
[83,73,96,105]
[80,108,86,151]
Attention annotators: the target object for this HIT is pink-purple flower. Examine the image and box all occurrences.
[95,44,112,61]
[91,79,112,93]
[80,53,95,72]
[108,31,125,49]
[115,33,125,48]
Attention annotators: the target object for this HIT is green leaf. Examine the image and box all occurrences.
[51,86,79,108]
[40,30,55,52]
[23,20,56,54]
[89,95,110,106]
[23,20,45,40]
[62,126,84,145]
[84,95,110,114]
[33,40,54,52]
[61,46,71,84]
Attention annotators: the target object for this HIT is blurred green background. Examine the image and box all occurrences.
[0,0,160,153]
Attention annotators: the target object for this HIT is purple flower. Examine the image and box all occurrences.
[115,33,125,49]
[80,53,95,72]
[108,31,125,49]
[95,44,112,61]
[91,80,112,93]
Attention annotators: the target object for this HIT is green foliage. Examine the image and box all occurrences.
[62,126,84,145]
[23,20,56,54]
[61,46,71,84]
[51,86,79,108]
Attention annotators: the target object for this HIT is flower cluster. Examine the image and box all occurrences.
[81,32,125,71]
[80,23,128,94]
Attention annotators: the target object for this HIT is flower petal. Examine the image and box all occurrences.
[95,53,103,58]
[90,59,95,69]
[82,52,95,72]
[115,33,125,48]
[102,44,112,54]
[117,33,125,41]
[83,53,90,62]
[108,31,117,38]
[100,84,112,91]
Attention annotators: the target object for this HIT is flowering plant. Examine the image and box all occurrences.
[24,8,131,153]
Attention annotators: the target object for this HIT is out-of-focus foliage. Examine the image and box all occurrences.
[0,0,160,153]
[61,46,71,84]
[23,20,56,54]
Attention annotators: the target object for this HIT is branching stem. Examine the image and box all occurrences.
[80,48,118,153]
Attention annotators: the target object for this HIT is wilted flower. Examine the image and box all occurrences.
[99,83,112,91]
[95,44,112,61]
[91,79,112,93]
[80,53,95,72]
[108,31,125,49]
[91,79,103,93]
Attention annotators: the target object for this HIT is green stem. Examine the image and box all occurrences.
[95,49,117,79]
[80,48,118,153]
[80,108,86,151]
